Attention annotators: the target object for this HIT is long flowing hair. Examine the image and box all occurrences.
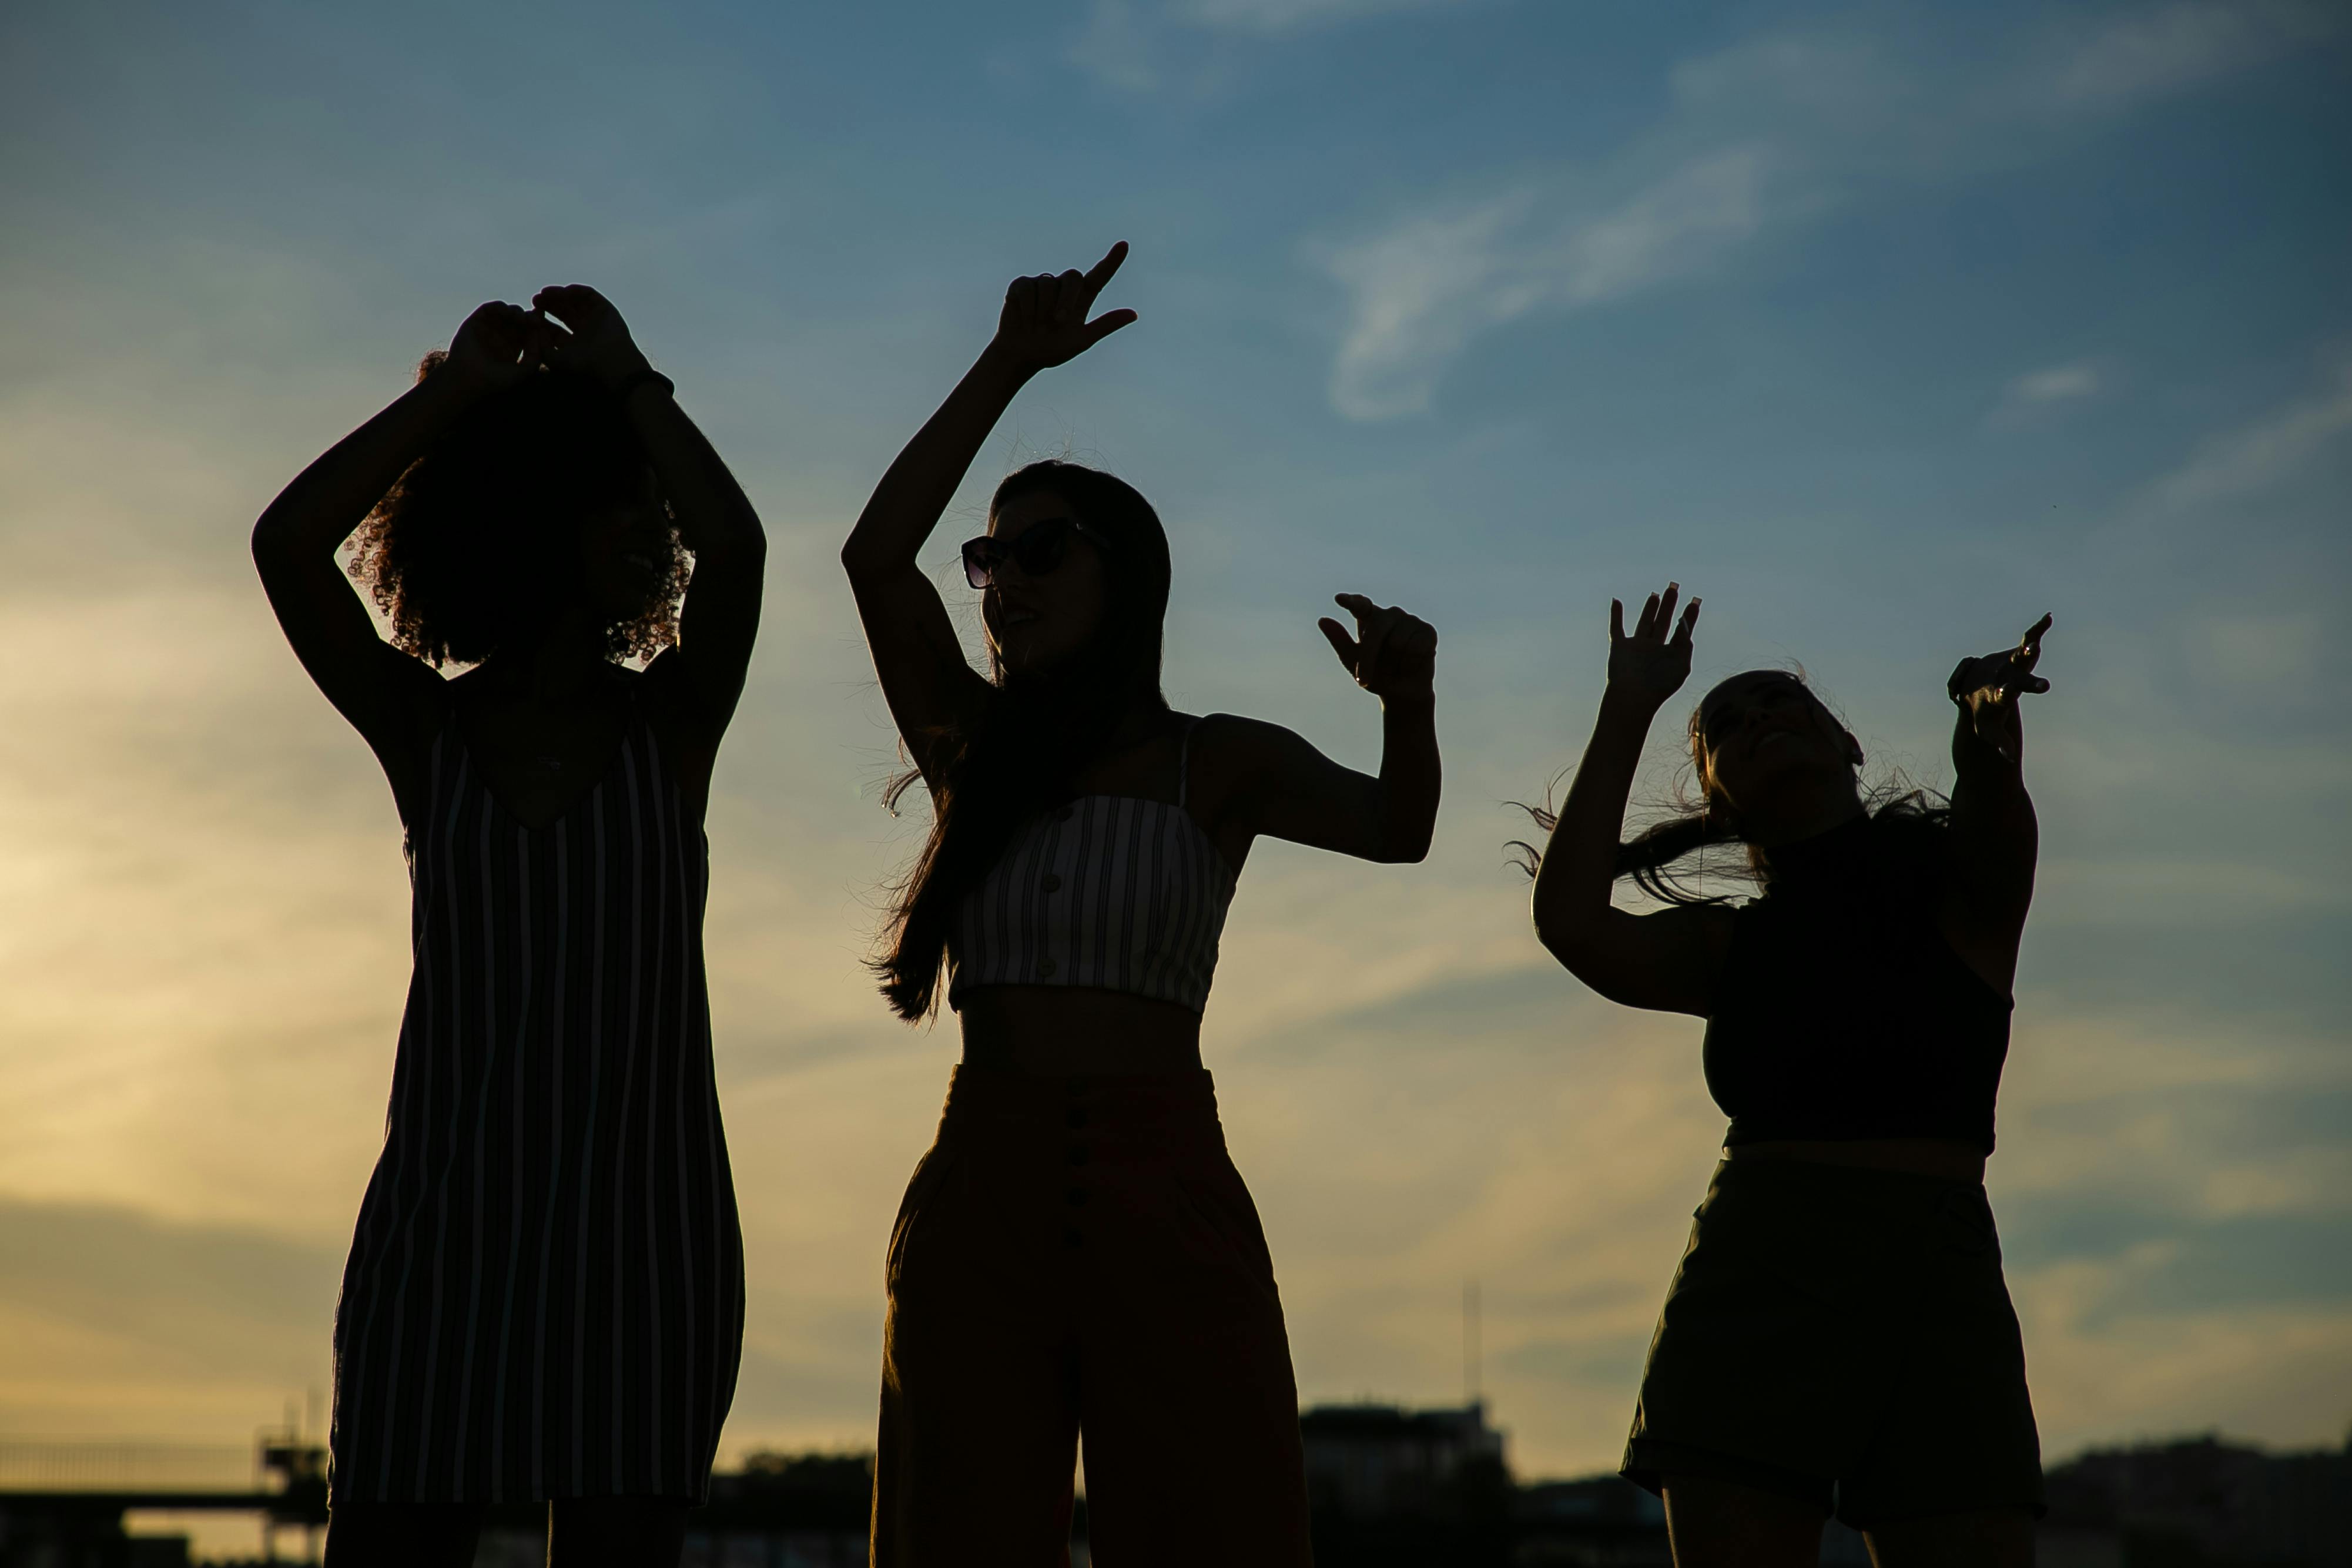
[1509,672,1949,903]
[872,460,1172,1020]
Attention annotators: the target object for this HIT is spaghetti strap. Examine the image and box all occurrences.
[1177,716,1202,809]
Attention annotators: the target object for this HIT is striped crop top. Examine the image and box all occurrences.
[948,719,1238,1014]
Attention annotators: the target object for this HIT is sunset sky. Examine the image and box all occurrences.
[2,0,2347,1507]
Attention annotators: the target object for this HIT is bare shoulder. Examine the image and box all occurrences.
[435,659,496,709]
[1183,711,1305,769]
[622,654,696,735]
[1646,897,1740,943]
[381,640,453,709]
[1177,711,1304,796]
[632,652,726,788]
[1577,898,1739,1018]
[366,644,450,751]
[1178,709,1345,836]
[365,648,454,825]
[634,647,694,712]
[1660,899,1740,1016]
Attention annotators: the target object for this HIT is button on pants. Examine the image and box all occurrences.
[871,1066,1313,1566]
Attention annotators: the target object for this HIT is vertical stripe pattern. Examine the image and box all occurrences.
[947,783,1237,1015]
[331,707,744,1503]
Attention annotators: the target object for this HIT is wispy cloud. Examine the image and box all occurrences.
[1986,361,2105,427]
[2035,0,2340,112]
[2188,612,2327,689]
[1177,0,1458,34]
[2011,363,2102,405]
[1326,149,1769,419]
[1067,0,1462,90]
[1068,0,1163,92]
[2150,357,2352,510]
[1317,2,2341,418]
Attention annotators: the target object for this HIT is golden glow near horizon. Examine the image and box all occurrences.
[2,561,2345,1475]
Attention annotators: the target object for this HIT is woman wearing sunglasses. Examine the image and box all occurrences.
[842,242,1440,1566]
[1520,585,2053,1566]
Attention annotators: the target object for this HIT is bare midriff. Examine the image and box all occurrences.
[1726,1138,1986,1185]
[957,986,1206,1076]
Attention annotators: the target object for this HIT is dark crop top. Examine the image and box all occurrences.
[1701,812,2013,1153]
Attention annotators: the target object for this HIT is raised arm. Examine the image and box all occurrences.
[535,284,768,742]
[841,243,1138,785]
[1529,584,1730,1016]
[1939,614,2052,995]
[1217,594,1440,863]
[251,302,539,773]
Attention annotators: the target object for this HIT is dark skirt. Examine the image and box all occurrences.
[1623,1157,2043,1527]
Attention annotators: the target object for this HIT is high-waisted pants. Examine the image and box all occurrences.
[871,1066,1314,1567]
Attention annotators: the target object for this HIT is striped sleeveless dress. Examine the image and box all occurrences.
[331,696,743,1503]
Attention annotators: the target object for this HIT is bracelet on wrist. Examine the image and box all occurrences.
[614,367,675,404]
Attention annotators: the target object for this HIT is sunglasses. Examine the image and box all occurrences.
[960,517,1113,590]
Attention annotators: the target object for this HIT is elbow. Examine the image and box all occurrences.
[1533,912,1573,964]
[1366,791,1436,863]
[1371,820,1434,865]
[1533,907,1601,975]
[705,528,768,572]
[839,535,888,582]
[250,511,295,573]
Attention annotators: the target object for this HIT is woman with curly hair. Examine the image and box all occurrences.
[843,243,1440,1566]
[253,288,765,1568]
[1522,584,2054,1567]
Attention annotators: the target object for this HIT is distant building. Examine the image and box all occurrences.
[1516,1475,1663,1530]
[674,1453,872,1567]
[2043,1434,2352,1567]
[0,1433,322,1568]
[1516,1475,1674,1567]
[249,1449,874,1568]
[1299,1400,1510,1520]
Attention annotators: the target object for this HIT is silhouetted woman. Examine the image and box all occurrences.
[843,243,1439,1566]
[1523,584,2052,1568]
[253,289,764,1568]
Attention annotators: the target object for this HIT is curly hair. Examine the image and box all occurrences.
[349,352,689,667]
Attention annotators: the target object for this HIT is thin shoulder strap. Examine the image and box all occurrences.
[1177,715,1205,809]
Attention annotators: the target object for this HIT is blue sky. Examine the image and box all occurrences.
[1,0,2347,1506]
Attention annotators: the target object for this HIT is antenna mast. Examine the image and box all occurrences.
[1463,1278,1482,1409]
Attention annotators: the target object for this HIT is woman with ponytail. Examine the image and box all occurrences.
[1525,584,2054,1567]
[842,243,1439,1566]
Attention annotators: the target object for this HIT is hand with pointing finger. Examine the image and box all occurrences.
[1948,614,2053,764]
[990,242,1139,375]
[1319,594,1438,704]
